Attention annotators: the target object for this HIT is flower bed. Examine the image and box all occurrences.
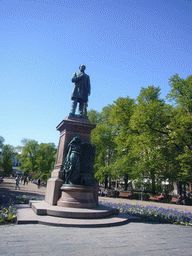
[100,201,192,226]
[0,194,44,225]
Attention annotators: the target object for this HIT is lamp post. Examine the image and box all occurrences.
[141,184,144,201]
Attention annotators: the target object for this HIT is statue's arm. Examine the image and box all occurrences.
[71,72,84,83]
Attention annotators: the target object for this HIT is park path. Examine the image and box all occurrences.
[1,178,192,213]
[0,177,46,198]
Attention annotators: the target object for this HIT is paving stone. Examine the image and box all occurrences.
[0,223,192,255]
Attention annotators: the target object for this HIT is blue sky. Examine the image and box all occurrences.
[1,0,192,148]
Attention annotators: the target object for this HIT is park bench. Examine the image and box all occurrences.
[119,192,130,198]
[171,197,190,205]
[149,195,165,202]
[171,197,178,204]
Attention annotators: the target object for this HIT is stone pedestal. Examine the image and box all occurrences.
[57,185,97,208]
[45,116,96,205]
[45,178,63,205]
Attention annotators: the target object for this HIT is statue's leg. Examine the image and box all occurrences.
[83,102,88,116]
[70,100,77,116]
[78,100,84,116]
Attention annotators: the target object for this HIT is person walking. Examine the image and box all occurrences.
[37,178,41,189]
[24,176,27,185]
[15,175,20,190]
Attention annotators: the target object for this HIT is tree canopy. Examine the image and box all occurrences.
[89,73,192,194]
[19,139,57,180]
[1,144,14,176]
[0,136,5,149]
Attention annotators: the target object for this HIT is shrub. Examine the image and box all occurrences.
[0,194,44,225]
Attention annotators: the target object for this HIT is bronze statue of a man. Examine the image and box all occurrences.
[69,65,91,117]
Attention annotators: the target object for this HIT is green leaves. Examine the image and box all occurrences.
[167,74,192,113]
[19,139,56,179]
[1,144,14,175]
[89,75,192,191]
[19,139,39,175]
[0,136,5,149]
[37,142,57,175]
[88,106,117,184]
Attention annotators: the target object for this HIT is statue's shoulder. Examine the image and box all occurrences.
[84,73,90,79]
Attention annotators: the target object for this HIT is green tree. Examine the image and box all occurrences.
[88,75,192,195]
[164,107,192,192]
[88,106,117,188]
[167,74,192,113]
[0,136,5,149]
[19,139,39,176]
[130,86,171,194]
[88,109,102,125]
[166,74,192,194]
[2,144,14,176]
[36,143,57,179]
[110,96,136,190]
[0,136,5,172]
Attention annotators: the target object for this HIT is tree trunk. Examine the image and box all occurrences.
[124,174,128,191]
[151,170,156,195]
[108,178,111,189]
[104,177,108,189]
[178,181,182,196]
[183,183,186,197]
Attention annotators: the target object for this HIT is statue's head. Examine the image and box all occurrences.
[79,64,86,72]
[73,135,81,143]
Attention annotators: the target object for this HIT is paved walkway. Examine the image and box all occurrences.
[1,178,192,255]
[0,177,46,198]
[0,220,192,255]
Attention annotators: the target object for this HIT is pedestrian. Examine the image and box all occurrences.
[37,178,41,189]
[100,189,104,196]
[24,176,27,185]
[26,177,29,185]
[158,193,165,200]
[176,196,182,204]
[15,175,20,190]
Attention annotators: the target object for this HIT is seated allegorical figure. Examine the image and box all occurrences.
[64,135,82,185]
[63,135,95,186]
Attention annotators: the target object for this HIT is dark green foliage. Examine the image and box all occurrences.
[132,192,150,201]
[1,145,14,176]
